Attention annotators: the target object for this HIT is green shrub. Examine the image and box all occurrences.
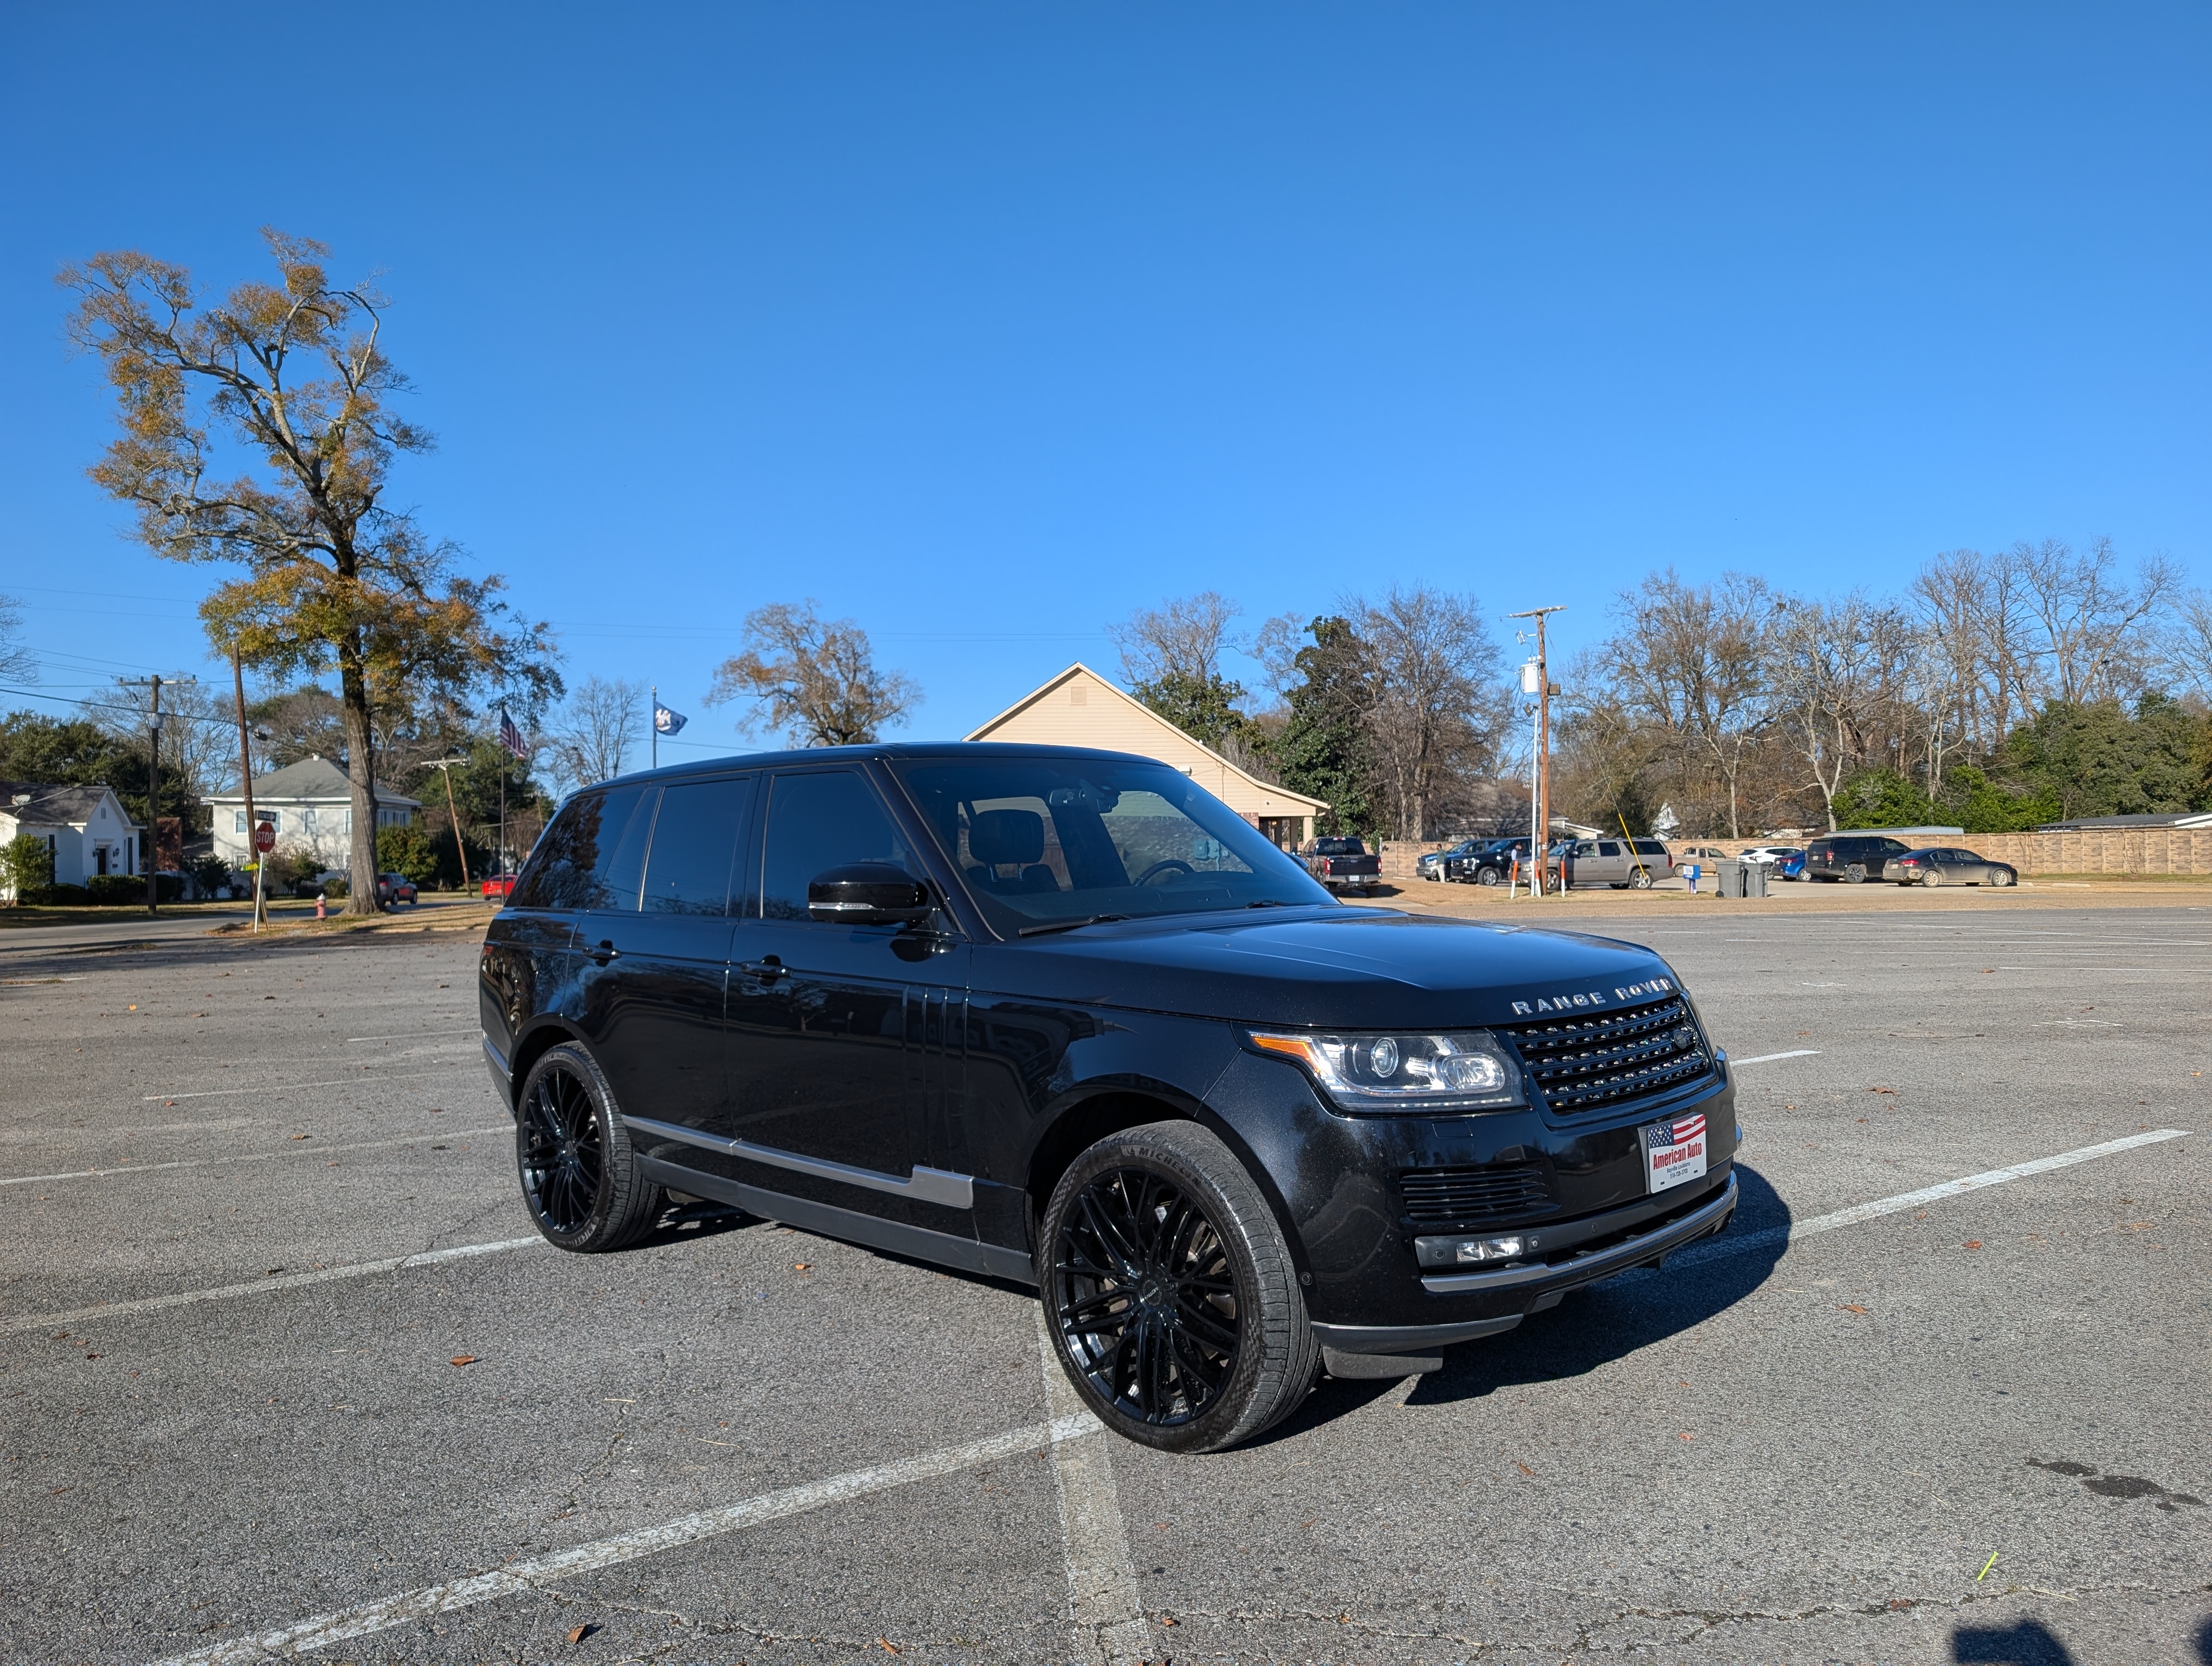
[23,882,91,905]
[323,876,350,900]
[3,832,56,898]
[376,824,440,887]
[87,873,184,904]
[189,853,233,893]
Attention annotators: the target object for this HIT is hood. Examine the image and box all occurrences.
[975,906,1683,1029]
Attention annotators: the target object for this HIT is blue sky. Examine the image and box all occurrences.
[3,5,2206,760]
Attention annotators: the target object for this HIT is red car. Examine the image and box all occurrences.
[481,874,517,900]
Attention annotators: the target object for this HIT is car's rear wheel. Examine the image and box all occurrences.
[1040,1120,1318,1453]
[516,1042,665,1253]
[1921,869,1942,887]
[1844,863,1867,883]
[1628,868,1653,888]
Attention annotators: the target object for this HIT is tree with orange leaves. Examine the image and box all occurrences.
[61,229,558,914]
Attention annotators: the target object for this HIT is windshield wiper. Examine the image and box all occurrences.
[1017,913,1130,938]
[1244,899,1299,908]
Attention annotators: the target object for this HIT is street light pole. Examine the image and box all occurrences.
[1508,605,1566,898]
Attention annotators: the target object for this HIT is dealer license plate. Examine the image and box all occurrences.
[1643,1113,1709,1194]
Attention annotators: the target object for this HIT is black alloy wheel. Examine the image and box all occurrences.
[1042,1121,1319,1453]
[1844,862,1868,883]
[515,1042,665,1252]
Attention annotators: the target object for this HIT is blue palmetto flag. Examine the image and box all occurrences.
[654,702,687,736]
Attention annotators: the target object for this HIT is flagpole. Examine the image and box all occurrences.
[498,708,507,881]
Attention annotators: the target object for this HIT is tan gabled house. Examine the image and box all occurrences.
[964,663,1329,847]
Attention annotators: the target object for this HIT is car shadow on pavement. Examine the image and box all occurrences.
[1392,1163,1791,1414]
[1953,1619,2078,1664]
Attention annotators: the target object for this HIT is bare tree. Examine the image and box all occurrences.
[84,678,234,811]
[0,594,33,683]
[706,601,918,746]
[2015,537,2180,706]
[544,676,645,792]
[62,232,558,914]
[1597,571,1774,837]
[2164,588,2212,708]
[1352,586,1508,840]
[1108,591,1242,688]
[1771,595,1925,829]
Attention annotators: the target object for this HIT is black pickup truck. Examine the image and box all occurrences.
[1300,835,1383,896]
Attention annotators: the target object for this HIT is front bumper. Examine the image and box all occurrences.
[1311,1171,1737,1355]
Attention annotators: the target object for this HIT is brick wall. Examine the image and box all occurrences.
[1379,831,2212,877]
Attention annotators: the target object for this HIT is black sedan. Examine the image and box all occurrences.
[1888,847,2018,887]
[480,742,1738,1452]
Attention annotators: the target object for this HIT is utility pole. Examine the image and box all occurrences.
[423,756,472,890]
[228,645,270,930]
[121,674,197,915]
[1508,606,1566,898]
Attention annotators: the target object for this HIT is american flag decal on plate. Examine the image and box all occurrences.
[1648,1112,1706,1149]
[1644,1112,1710,1192]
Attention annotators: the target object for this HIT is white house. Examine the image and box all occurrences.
[202,756,421,872]
[965,663,1330,846]
[0,782,144,899]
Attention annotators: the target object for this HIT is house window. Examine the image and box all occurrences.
[235,811,247,834]
[301,809,319,834]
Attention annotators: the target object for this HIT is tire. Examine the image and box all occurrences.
[1476,866,1503,887]
[515,1042,665,1252]
[1039,1120,1319,1454]
[1844,863,1867,883]
[1628,869,1653,889]
[1992,868,2015,887]
[1921,869,1941,887]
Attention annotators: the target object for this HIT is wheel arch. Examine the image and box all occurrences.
[506,1017,589,1116]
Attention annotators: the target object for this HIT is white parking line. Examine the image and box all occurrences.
[345,1029,480,1043]
[1636,1127,2193,1279]
[1036,1308,1154,1666]
[0,1124,509,1190]
[3,1235,545,1336]
[143,1067,466,1101]
[150,1412,1104,1666]
[1729,1049,1822,1065]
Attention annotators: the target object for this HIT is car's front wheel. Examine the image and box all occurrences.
[1991,868,2015,887]
[1476,866,1503,887]
[1040,1120,1319,1453]
[515,1042,665,1252]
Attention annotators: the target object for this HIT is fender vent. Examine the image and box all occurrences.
[1398,1163,1556,1227]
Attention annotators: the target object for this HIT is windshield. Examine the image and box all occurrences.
[891,757,1333,934]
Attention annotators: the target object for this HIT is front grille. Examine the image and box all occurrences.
[1398,1163,1556,1227]
[1501,995,1713,1114]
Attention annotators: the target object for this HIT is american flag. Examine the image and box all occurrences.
[1649,1112,1706,1149]
[498,708,528,760]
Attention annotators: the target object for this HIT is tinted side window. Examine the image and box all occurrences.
[581,784,657,912]
[512,786,650,911]
[1632,840,1668,856]
[754,771,917,922]
[641,777,754,915]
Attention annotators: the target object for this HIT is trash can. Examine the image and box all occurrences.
[1744,860,1769,898]
[1715,858,1747,898]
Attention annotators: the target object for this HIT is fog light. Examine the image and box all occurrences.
[1454,1233,1538,1263]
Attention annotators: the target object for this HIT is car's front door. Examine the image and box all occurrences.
[1592,840,1628,885]
[715,766,972,1226]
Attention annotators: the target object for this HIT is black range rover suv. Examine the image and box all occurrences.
[480,744,1739,1452]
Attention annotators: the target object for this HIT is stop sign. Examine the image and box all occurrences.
[253,822,275,854]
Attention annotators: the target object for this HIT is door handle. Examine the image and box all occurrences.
[589,939,620,965]
[740,956,787,983]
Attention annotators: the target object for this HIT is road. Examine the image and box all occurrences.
[2,904,2206,1664]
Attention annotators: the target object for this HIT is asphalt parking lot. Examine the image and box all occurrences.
[3,902,2207,1666]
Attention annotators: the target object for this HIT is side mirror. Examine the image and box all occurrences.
[808,863,933,927]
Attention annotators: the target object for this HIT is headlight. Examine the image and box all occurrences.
[1248,1029,1522,1113]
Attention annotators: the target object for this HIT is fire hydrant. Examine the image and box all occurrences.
[315,893,327,921]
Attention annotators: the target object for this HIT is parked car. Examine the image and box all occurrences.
[376,872,420,906]
[1415,839,1484,882]
[1804,834,1913,883]
[1674,844,1729,867]
[1546,837,1671,890]
[1300,835,1382,896]
[481,873,518,900]
[1740,845,1806,881]
[481,742,1738,1453]
[1889,847,2018,888]
[1456,836,1539,887]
